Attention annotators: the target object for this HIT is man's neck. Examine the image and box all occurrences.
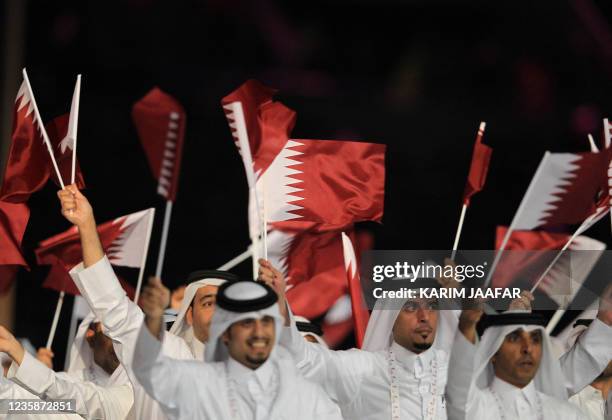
[591,376,612,399]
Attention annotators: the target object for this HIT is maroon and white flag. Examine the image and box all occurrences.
[504,150,611,235]
[267,229,347,320]
[35,209,155,295]
[0,201,29,293]
[462,122,492,205]
[341,232,369,348]
[0,79,50,202]
[45,113,86,189]
[132,88,186,202]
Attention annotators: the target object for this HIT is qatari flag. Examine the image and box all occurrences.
[0,201,29,294]
[267,229,347,320]
[261,139,386,233]
[35,209,154,295]
[462,122,492,205]
[0,80,50,202]
[132,88,186,202]
[45,113,86,189]
[342,232,369,348]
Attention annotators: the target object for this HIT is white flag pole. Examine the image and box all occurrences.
[46,291,65,349]
[450,204,467,261]
[483,153,552,288]
[226,102,264,278]
[135,208,156,302]
[69,75,81,185]
[217,247,252,271]
[154,201,172,279]
[262,175,268,261]
[587,134,599,153]
[22,68,65,189]
[545,308,566,335]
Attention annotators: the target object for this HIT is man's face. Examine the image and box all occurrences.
[492,328,543,388]
[392,298,439,353]
[222,316,276,369]
[85,323,120,376]
[186,285,219,343]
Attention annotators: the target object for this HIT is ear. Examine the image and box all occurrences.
[186,307,194,326]
[222,329,230,345]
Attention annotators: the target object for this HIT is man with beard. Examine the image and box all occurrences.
[133,279,342,419]
[57,185,237,419]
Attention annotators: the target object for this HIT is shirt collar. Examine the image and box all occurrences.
[390,340,435,373]
[226,356,275,388]
[491,376,538,407]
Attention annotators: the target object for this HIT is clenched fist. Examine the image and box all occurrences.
[57,184,95,229]
[0,325,24,365]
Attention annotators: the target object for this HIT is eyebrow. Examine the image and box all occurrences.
[198,294,215,302]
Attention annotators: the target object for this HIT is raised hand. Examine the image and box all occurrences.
[0,325,24,365]
[57,184,95,229]
[36,347,54,369]
[257,259,288,325]
[508,290,534,311]
[141,277,170,339]
[459,297,485,344]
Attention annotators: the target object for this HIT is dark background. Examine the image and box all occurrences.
[2,0,612,368]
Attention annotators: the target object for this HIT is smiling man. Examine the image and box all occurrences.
[133,279,342,419]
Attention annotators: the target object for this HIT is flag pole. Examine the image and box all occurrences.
[450,204,467,261]
[135,208,156,302]
[483,153,552,288]
[22,69,65,189]
[217,247,252,270]
[262,174,268,261]
[545,308,566,335]
[46,291,65,349]
[70,75,81,185]
[154,201,172,279]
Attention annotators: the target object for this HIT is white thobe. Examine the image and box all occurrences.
[69,256,194,420]
[281,321,449,420]
[446,320,612,420]
[570,385,610,420]
[132,322,343,420]
[6,352,133,420]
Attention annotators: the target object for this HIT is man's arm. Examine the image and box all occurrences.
[560,291,612,396]
[258,259,372,405]
[445,300,484,420]
[1,326,133,419]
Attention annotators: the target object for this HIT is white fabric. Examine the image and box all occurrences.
[281,302,459,419]
[570,385,609,420]
[445,315,612,420]
[70,256,195,420]
[6,343,133,419]
[294,315,328,347]
[132,310,342,420]
[1,375,82,419]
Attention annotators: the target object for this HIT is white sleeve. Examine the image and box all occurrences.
[559,317,612,396]
[445,331,493,420]
[6,352,133,419]
[70,257,144,372]
[279,312,374,406]
[132,322,199,419]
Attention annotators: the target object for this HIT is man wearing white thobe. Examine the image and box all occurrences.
[446,307,612,420]
[0,320,133,420]
[57,185,237,420]
[133,279,342,420]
